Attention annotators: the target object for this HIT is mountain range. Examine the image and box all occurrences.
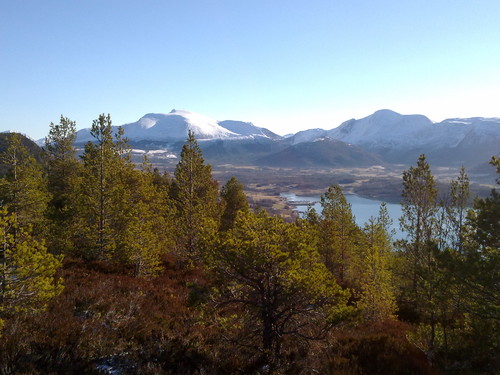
[73,109,500,170]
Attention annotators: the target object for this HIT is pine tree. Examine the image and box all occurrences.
[0,134,50,237]
[170,131,219,262]
[441,166,470,252]
[460,157,499,319]
[398,154,439,300]
[78,114,133,260]
[44,116,82,254]
[429,157,500,369]
[220,176,249,231]
[318,184,359,285]
[121,160,174,276]
[0,208,63,317]
[398,155,446,359]
[208,209,353,371]
[355,203,397,321]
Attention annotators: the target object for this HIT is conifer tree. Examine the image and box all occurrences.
[0,208,63,317]
[121,160,174,276]
[398,155,446,358]
[355,203,397,321]
[78,114,133,260]
[0,134,50,237]
[170,131,219,261]
[459,156,499,321]
[318,184,359,285]
[208,209,353,371]
[44,116,82,254]
[220,176,249,231]
[437,166,470,252]
[398,154,439,300]
[425,158,499,368]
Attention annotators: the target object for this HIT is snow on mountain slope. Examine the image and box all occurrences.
[218,120,280,139]
[289,128,328,145]
[328,109,435,148]
[118,110,237,141]
[322,109,500,166]
[75,110,277,144]
[70,108,498,168]
[326,110,500,149]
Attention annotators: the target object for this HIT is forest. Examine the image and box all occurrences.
[0,114,498,374]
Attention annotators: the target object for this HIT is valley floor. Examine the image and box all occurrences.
[147,159,496,219]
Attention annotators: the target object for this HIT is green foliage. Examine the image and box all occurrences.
[1,114,497,373]
[0,133,50,236]
[437,166,471,252]
[451,157,500,368]
[0,208,63,317]
[220,176,249,231]
[77,114,136,261]
[207,209,353,370]
[121,163,173,277]
[75,116,174,273]
[397,154,439,302]
[396,155,455,360]
[170,131,220,262]
[44,116,82,254]
[355,203,397,321]
[317,184,360,285]
[0,133,43,176]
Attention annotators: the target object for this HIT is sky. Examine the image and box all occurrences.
[1,0,500,140]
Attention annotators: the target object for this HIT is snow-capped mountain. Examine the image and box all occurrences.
[327,110,435,148]
[69,108,498,169]
[321,110,500,166]
[218,120,281,140]
[288,128,328,145]
[75,110,279,144]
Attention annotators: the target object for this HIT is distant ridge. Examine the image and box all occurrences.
[65,108,500,169]
[74,110,280,144]
[326,109,500,166]
[256,138,384,168]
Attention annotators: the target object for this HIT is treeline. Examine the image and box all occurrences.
[0,114,498,374]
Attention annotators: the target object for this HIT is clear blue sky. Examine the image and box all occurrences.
[2,0,500,140]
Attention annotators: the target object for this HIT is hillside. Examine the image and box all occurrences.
[0,132,43,175]
[256,138,383,168]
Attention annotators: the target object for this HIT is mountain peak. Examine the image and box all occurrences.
[168,109,192,116]
[75,109,279,144]
[370,109,403,123]
[372,109,400,116]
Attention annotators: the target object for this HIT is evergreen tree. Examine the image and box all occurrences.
[318,184,359,285]
[0,208,63,317]
[397,155,448,359]
[121,160,174,276]
[78,114,133,260]
[398,154,439,300]
[440,166,470,252]
[460,157,499,320]
[208,209,353,371]
[0,134,50,237]
[44,116,82,254]
[170,131,219,261]
[429,157,499,370]
[220,176,249,231]
[355,203,397,321]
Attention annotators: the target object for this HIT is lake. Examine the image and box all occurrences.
[281,193,405,239]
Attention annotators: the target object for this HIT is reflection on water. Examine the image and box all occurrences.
[281,193,405,239]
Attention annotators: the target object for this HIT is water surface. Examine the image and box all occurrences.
[281,193,405,239]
